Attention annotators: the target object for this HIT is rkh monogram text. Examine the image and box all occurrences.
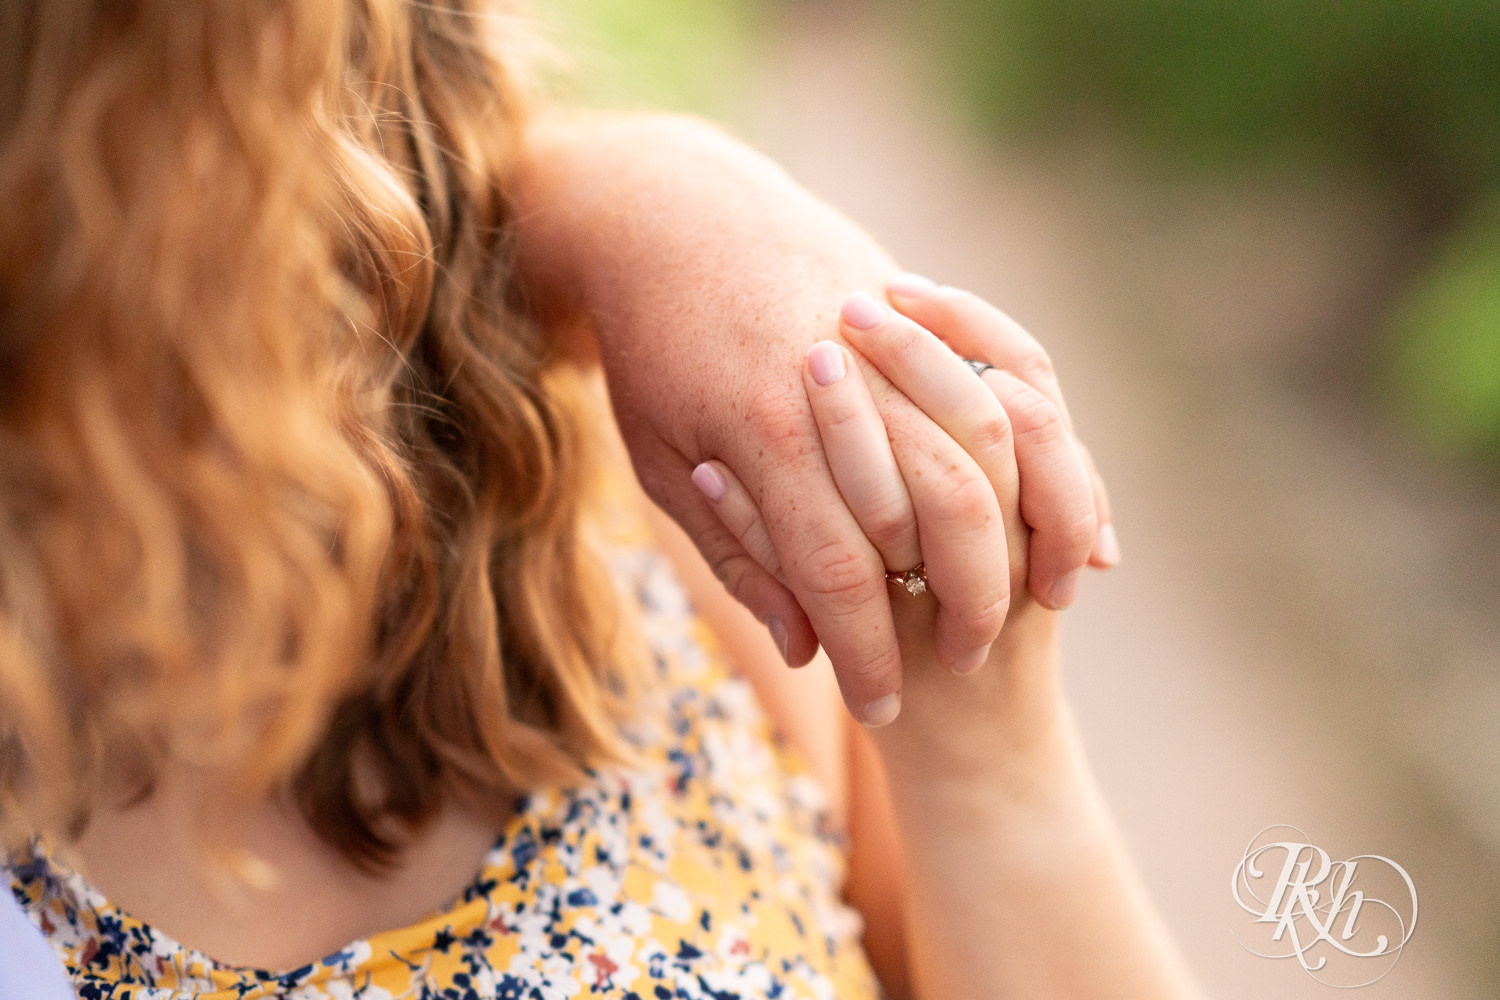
[1231,825,1417,988]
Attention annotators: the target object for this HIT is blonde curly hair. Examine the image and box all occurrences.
[0,0,631,868]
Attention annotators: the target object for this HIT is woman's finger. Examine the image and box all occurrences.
[980,370,1097,608]
[887,275,1072,426]
[689,461,784,580]
[886,275,1118,569]
[655,454,818,665]
[802,341,922,575]
[691,455,905,725]
[838,295,1015,672]
[841,293,1092,611]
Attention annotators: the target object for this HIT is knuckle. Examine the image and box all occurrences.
[928,465,996,527]
[1064,505,1099,550]
[794,537,879,603]
[968,408,1015,461]
[864,308,923,353]
[860,497,917,552]
[742,383,810,453]
[836,644,905,692]
[858,497,912,554]
[816,393,867,435]
[891,321,926,359]
[1009,393,1067,451]
[1016,348,1056,384]
[709,551,763,603]
[1036,504,1098,566]
[950,588,1012,638]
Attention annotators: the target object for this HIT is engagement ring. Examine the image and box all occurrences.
[885,563,929,596]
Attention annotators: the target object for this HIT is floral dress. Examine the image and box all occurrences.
[5,545,882,1000]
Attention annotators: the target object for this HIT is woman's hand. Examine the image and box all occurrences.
[693,289,1202,1000]
[694,283,1098,731]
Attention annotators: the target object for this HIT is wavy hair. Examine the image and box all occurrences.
[0,0,633,868]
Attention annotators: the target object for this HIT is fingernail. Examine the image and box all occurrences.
[1049,568,1081,609]
[951,643,990,676]
[840,291,887,330]
[1095,524,1121,566]
[765,615,789,664]
[862,692,901,728]
[887,272,936,299]
[690,462,726,502]
[807,341,846,386]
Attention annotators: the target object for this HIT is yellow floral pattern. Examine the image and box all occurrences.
[6,546,880,1000]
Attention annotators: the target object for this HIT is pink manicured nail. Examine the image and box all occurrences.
[862,692,901,728]
[951,644,990,676]
[840,291,887,330]
[690,462,726,502]
[887,272,936,299]
[807,341,846,386]
[1095,524,1122,566]
[1050,568,1081,609]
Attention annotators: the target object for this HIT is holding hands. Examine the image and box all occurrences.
[694,277,1111,730]
[519,116,1200,1000]
[695,281,1205,1000]
[515,116,1116,735]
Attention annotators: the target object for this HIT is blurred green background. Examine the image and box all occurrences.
[922,0,1500,467]
[531,0,766,116]
[536,0,1500,469]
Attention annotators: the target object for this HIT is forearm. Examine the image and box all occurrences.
[871,621,1203,1000]
[511,112,895,384]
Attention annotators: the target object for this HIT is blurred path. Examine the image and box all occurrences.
[731,11,1500,999]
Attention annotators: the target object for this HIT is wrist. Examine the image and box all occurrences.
[873,605,1069,777]
[874,694,1115,870]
